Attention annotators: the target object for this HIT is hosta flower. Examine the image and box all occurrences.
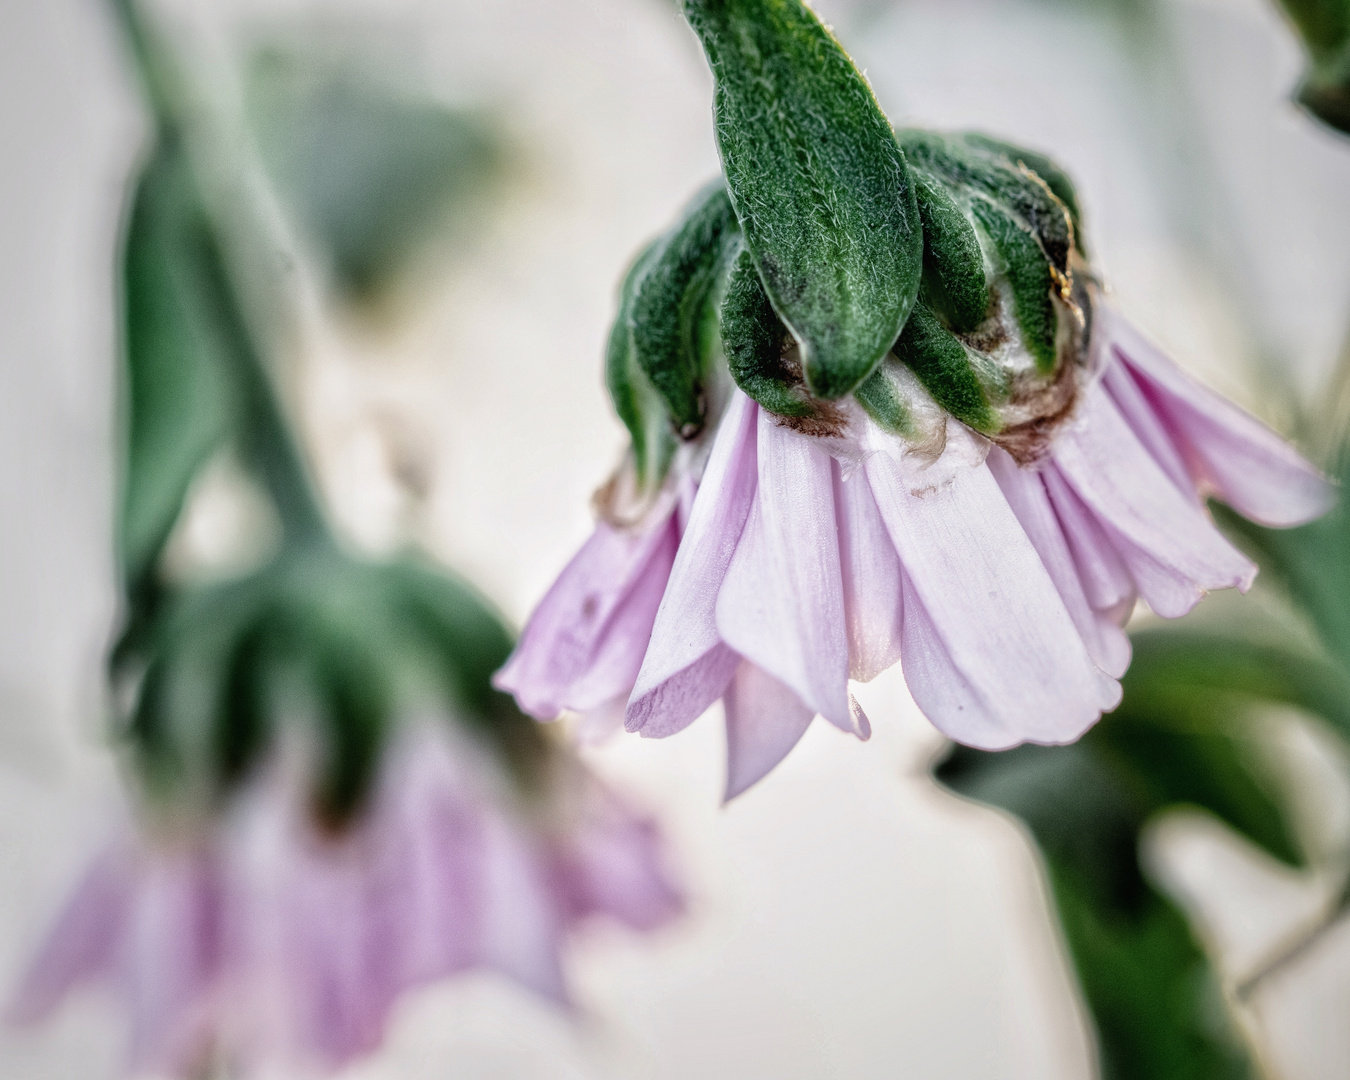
[498,0,1332,798]
[9,724,680,1077]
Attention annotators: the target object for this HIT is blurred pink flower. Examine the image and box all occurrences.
[498,309,1331,798]
[8,726,680,1076]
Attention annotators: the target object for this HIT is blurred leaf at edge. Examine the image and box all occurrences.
[933,622,1345,1079]
[247,46,503,299]
[1271,0,1350,134]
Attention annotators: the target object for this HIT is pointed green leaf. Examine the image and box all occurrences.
[684,0,923,400]
[119,141,236,596]
[912,169,989,332]
[854,359,916,436]
[606,241,677,488]
[630,180,740,436]
[720,245,817,418]
[893,303,999,433]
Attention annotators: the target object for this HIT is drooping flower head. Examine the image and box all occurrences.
[496,0,1333,797]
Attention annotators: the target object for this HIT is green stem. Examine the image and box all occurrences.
[194,219,332,548]
[109,0,333,550]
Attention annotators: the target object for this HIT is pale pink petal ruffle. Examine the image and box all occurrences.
[493,511,679,720]
[723,661,816,801]
[716,409,854,733]
[1101,308,1333,528]
[867,450,1120,749]
[627,391,758,738]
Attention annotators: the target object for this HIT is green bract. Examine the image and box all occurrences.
[603,3,1091,469]
[892,303,1000,434]
[720,245,817,420]
[912,169,989,332]
[684,0,922,401]
[606,241,677,491]
[630,181,740,437]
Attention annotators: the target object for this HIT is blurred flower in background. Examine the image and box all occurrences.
[4,1,680,1075]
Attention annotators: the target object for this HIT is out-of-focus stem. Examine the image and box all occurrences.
[107,0,332,550]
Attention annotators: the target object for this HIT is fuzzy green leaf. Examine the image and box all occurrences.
[721,245,817,418]
[960,133,1086,254]
[912,169,989,332]
[685,0,923,400]
[899,129,1074,276]
[630,181,740,436]
[853,359,915,436]
[893,303,998,433]
[970,196,1060,374]
[606,242,677,489]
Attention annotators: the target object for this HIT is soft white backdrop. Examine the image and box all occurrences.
[1,0,1348,1077]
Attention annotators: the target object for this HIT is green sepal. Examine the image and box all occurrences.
[685,0,923,401]
[119,139,237,601]
[854,359,915,437]
[121,549,552,826]
[893,303,999,433]
[912,170,989,332]
[960,132,1086,255]
[631,180,740,438]
[606,242,677,489]
[720,246,817,419]
[970,197,1060,374]
[898,128,1073,278]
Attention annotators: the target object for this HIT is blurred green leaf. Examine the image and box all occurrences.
[122,550,550,821]
[935,622,1319,1079]
[119,139,236,597]
[1270,0,1350,134]
[1215,459,1350,679]
[247,48,502,297]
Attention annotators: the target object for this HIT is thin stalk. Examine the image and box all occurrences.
[108,0,332,550]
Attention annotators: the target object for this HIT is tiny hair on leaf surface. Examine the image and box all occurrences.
[683,0,923,400]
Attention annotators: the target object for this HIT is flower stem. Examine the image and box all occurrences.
[108,0,333,551]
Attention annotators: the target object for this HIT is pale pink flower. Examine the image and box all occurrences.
[499,308,1331,798]
[9,726,680,1076]
[494,475,697,741]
